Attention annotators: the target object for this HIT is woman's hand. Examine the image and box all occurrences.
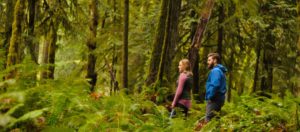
[171,103,175,108]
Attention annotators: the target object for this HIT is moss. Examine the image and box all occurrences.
[6,0,24,79]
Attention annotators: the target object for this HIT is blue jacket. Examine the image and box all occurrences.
[205,64,227,101]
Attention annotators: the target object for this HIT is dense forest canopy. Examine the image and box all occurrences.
[0,0,299,131]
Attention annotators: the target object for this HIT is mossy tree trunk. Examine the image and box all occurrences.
[189,0,200,96]
[39,37,49,79]
[252,35,261,93]
[261,31,275,93]
[217,3,224,62]
[187,0,215,73]
[1,0,15,73]
[25,0,38,64]
[122,0,129,90]
[5,0,24,79]
[227,50,234,102]
[47,21,57,79]
[86,0,99,92]
[296,0,300,95]
[165,0,181,82]
[146,0,169,86]
[157,0,181,85]
[38,20,58,80]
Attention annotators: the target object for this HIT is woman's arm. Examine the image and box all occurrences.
[172,74,187,108]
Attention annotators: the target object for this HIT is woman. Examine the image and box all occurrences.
[171,59,193,117]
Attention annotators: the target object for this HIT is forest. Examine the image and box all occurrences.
[0,0,300,131]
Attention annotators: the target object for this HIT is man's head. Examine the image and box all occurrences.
[207,53,220,69]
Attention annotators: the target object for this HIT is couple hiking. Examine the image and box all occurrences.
[171,53,227,125]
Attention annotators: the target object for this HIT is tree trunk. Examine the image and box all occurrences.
[1,0,14,72]
[187,0,215,70]
[252,38,261,93]
[238,73,245,95]
[217,4,224,62]
[26,0,38,64]
[86,0,99,92]
[39,22,57,80]
[146,0,169,86]
[157,0,181,85]
[122,0,129,90]
[5,0,24,79]
[164,0,181,83]
[39,36,50,79]
[261,31,274,92]
[187,0,215,100]
[113,0,117,22]
[47,21,57,79]
[227,51,234,102]
[296,0,300,96]
[262,50,273,92]
[189,2,199,95]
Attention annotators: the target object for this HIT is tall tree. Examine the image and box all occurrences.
[146,0,169,86]
[187,0,215,71]
[39,35,50,79]
[39,23,57,79]
[217,3,224,62]
[189,0,200,95]
[1,0,14,72]
[252,30,262,93]
[157,0,182,85]
[297,0,300,93]
[25,0,38,64]
[86,0,99,92]
[122,0,129,89]
[164,0,182,83]
[47,21,57,79]
[5,0,24,79]
[187,0,215,99]
[261,26,275,92]
[227,50,234,102]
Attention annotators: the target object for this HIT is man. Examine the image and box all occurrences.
[205,53,227,122]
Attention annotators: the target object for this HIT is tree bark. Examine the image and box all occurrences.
[47,21,57,79]
[5,0,24,79]
[86,0,99,92]
[39,22,57,80]
[157,0,181,84]
[261,31,274,92]
[1,0,14,72]
[146,0,169,86]
[217,4,224,62]
[163,0,181,83]
[187,0,215,70]
[252,37,261,93]
[189,1,199,95]
[39,36,50,79]
[122,0,129,89]
[26,0,38,64]
[296,0,300,95]
[227,51,234,102]
[186,0,215,100]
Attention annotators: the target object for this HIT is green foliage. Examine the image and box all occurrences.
[209,91,300,131]
[1,69,299,131]
[0,0,299,131]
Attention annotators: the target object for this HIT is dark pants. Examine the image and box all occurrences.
[205,100,224,122]
[176,103,189,117]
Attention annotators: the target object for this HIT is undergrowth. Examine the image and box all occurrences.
[0,69,299,131]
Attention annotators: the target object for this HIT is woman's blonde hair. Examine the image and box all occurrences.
[180,59,193,76]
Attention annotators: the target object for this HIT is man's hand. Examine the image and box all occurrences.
[207,100,212,103]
